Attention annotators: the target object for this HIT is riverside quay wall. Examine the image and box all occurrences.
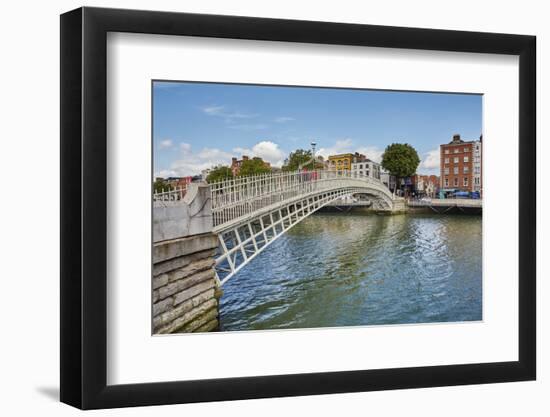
[152,183,220,334]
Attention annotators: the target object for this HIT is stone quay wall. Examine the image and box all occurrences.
[152,233,220,334]
[152,183,220,334]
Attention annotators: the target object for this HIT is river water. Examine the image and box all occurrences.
[219,212,482,331]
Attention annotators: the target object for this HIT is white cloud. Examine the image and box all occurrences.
[275,116,295,123]
[233,140,286,167]
[158,139,173,149]
[356,146,384,163]
[197,147,234,161]
[156,138,387,177]
[179,142,192,153]
[317,139,354,158]
[228,123,268,131]
[317,139,384,163]
[154,169,179,179]
[201,105,225,116]
[155,146,234,178]
[200,105,256,121]
[420,148,440,171]
[155,140,288,177]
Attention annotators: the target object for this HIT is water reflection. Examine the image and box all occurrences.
[220,213,482,331]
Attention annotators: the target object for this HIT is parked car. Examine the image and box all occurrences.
[452,191,480,199]
[453,191,470,199]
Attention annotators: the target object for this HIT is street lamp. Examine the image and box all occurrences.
[298,141,318,172]
[310,141,317,170]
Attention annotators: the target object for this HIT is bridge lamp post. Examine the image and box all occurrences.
[298,141,318,172]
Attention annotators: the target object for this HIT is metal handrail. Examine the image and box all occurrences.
[152,169,396,226]
[153,185,187,202]
[209,169,394,227]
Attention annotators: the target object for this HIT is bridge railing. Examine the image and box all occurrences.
[209,169,391,227]
[153,185,187,202]
[152,170,394,225]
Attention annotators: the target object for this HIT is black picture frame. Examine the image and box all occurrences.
[60,6,536,410]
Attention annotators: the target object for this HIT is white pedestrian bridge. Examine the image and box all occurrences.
[154,170,403,286]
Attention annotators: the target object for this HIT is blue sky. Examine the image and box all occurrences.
[153,81,482,177]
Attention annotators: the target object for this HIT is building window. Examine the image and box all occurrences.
[444,168,449,175]
[453,178,458,186]
[359,164,363,169]
[444,178,449,187]
[453,167,458,175]
[464,156,469,163]
[464,166,469,173]
[464,177,469,186]
[444,149,449,154]
[444,157,449,163]
[454,148,459,154]
[453,157,459,163]
[475,177,480,185]
[464,147,470,152]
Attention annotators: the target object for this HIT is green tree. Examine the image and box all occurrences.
[206,165,233,183]
[283,149,311,171]
[153,178,167,193]
[381,143,420,178]
[282,149,324,171]
[238,158,271,176]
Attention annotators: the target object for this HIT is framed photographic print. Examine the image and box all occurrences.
[60,6,536,409]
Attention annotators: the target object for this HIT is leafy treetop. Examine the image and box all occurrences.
[206,165,233,183]
[283,149,324,171]
[153,179,167,193]
[381,143,420,178]
[238,158,271,177]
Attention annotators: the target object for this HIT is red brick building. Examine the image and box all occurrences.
[413,174,440,197]
[440,134,478,192]
[231,155,248,176]
[165,176,192,189]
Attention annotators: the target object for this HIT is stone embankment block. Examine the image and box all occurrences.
[152,233,220,334]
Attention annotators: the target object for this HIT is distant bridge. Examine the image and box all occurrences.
[154,170,404,286]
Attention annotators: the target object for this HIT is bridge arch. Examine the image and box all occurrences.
[210,170,399,285]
